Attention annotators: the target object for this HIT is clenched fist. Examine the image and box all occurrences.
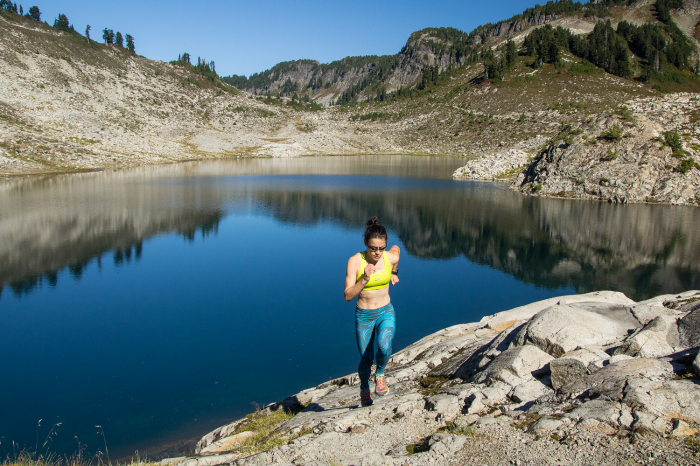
[363,263,376,282]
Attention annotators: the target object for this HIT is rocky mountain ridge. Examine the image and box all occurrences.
[226,0,700,104]
[157,290,700,465]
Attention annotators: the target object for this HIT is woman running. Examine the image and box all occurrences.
[344,216,400,406]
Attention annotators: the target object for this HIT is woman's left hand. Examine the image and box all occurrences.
[391,274,399,286]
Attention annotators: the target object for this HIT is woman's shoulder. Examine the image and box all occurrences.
[347,252,363,267]
[386,245,400,263]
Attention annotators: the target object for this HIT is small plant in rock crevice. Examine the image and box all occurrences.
[664,130,685,157]
[601,124,623,141]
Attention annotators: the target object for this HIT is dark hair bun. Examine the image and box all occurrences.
[364,216,387,243]
[366,216,381,227]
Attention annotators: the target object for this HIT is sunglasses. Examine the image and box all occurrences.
[367,245,387,251]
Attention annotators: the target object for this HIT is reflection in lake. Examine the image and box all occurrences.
[256,183,700,300]
[1,155,699,458]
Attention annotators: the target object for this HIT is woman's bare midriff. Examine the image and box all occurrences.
[356,286,390,310]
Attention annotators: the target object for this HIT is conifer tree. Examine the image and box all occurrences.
[19,4,22,15]
[115,31,123,47]
[102,28,114,44]
[53,13,70,31]
[126,34,134,53]
[505,40,518,69]
[27,5,39,20]
[85,24,91,42]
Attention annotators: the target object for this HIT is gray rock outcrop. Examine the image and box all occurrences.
[512,94,700,206]
[678,303,700,347]
[517,303,636,357]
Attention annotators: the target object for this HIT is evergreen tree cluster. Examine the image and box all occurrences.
[656,0,684,23]
[523,24,570,66]
[417,65,440,89]
[0,0,136,53]
[53,12,71,31]
[569,21,631,77]
[101,27,135,52]
[281,78,298,96]
[102,28,114,44]
[403,27,472,64]
[171,54,218,82]
[523,22,631,77]
[521,0,583,18]
[27,5,39,20]
[0,0,19,13]
[522,13,692,80]
[221,74,249,89]
[306,76,326,92]
[221,60,319,90]
[334,76,373,105]
[481,40,518,80]
[468,0,638,47]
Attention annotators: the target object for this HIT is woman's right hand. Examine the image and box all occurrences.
[363,263,375,282]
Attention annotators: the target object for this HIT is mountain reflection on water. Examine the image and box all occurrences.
[1,156,699,302]
[258,186,700,300]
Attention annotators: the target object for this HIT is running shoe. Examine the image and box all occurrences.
[360,389,373,407]
[375,375,389,396]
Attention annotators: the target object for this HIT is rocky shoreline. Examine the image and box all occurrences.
[161,290,700,465]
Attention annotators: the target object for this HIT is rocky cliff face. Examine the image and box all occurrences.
[161,290,700,465]
[472,12,560,44]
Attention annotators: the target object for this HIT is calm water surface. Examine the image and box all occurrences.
[2,155,700,459]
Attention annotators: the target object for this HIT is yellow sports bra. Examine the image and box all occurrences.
[356,251,392,291]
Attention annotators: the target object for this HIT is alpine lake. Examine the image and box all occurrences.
[2,155,700,459]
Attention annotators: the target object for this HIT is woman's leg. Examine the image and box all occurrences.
[355,307,377,392]
[374,303,396,377]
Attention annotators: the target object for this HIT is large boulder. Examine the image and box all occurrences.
[558,358,674,400]
[630,303,683,326]
[520,304,635,357]
[473,321,528,372]
[564,399,621,425]
[550,348,609,390]
[480,291,635,333]
[565,301,640,330]
[474,344,554,386]
[510,379,552,403]
[425,394,461,418]
[678,305,700,348]
[615,315,679,358]
[624,378,700,425]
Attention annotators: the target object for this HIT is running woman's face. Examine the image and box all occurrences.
[366,238,387,261]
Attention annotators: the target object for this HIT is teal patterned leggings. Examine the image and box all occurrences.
[355,302,395,391]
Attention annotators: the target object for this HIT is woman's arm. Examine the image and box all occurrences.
[344,255,372,302]
[388,245,400,285]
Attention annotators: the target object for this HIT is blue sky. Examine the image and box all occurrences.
[30,0,547,77]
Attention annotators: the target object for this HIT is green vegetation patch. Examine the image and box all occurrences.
[223,407,300,456]
[406,437,431,455]
[568,59,603,76]
[663,130,685,157]
[601,124,623,141]
[418,376,449,395]
[438,421,478,436]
